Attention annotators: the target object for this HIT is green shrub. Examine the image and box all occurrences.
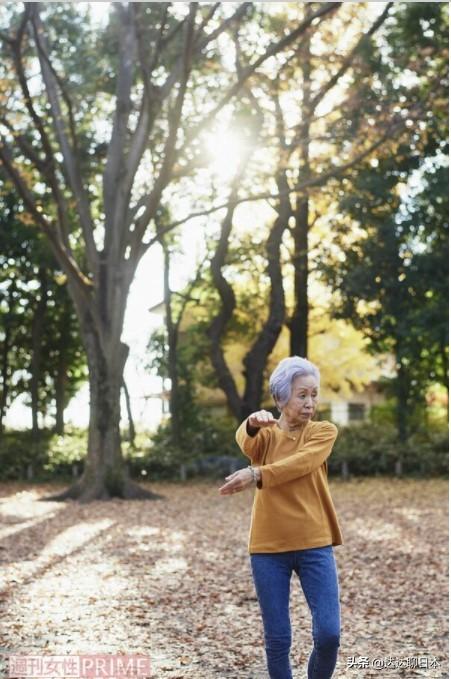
[331,421,448,477]
[0,427,88,481]
[0,415,447,482]
[125,412,240,481]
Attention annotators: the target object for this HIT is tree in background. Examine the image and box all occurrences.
[1,3,447,494]
[398,164,448,404]
[0,185,88,436]
[204,3,396,418]
[0,2,343,499]
[251,2,397,359]
[172,5,443,420]
[201,1,445,419]
[148,226,384,431]
[318,2,448,454]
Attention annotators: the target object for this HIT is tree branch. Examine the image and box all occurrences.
[194,3,221,42]
[30,4,98,273]
[0,137,93,299]
[0,116,73,252]
[129,3,341,263]
[206,155,253,420]
[102,2,137,261]
[130,4,198,261]
[308,2,394,117]
[141,113,408,251]
[1,8,85,259]
[181,3,342,152]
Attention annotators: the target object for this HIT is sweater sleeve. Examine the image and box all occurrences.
[259,421,338,488]
[235,418,270,465]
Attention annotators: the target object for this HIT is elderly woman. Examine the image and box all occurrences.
[218,356,344,679]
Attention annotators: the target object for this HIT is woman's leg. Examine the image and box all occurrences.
[250,552,294,679]
[294,545,341,679]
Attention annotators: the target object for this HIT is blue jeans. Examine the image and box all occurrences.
[250,545,341,679]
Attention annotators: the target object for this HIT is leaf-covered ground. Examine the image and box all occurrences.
[0,478,448,678]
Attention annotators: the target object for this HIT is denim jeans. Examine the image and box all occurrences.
[250,545,341,679]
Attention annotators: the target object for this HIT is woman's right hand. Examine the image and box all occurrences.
[248,410,278,428]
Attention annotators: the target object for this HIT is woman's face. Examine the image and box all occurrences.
[279,374,319,422]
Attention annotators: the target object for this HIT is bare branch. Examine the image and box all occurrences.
[120,5,168,235]
[159,10,187,51]
[308,2,394,116]
[146,4,171,76]
[102,3,137,259]
[127,4,340,257]
[31,5,98,272]
[195,2,251,54]
[194,3,221,41]
[159,3,251,100]
[9,8,57,179]
[130,5,198,260]
[0,116,73,251]
[2,7,81,257]
[142,112,414,249]
[182,3,342,150]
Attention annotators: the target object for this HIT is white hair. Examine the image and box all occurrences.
[269,356,320,409]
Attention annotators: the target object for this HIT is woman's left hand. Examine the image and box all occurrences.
[218,468,255,495]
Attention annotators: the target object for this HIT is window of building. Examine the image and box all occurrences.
[348,403,365,421]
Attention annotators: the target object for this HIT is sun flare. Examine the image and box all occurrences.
[204,128,248,183]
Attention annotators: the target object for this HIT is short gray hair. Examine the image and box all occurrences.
[269,356,320,409]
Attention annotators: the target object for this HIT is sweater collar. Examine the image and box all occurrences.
[275,419,310,440]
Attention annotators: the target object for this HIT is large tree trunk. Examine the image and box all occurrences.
[289,198,310,358]
[207,188,249,421]
[43,312,161,502]
[241,200,288,418]
[288,8,311,359]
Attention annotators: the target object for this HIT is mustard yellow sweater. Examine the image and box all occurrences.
[235,418,344,553]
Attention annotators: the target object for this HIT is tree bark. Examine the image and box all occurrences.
[207,212,243,421]
[3,3,346,501]
[122,377,136,448]
[54,297,72,435]
[289,7,311,359]
[0,317,11,436]
[439,331,449,418]
[289,198,310,358]
[54,355,67,435]
[207,170,250,421]
[43,307,161,502]
[30,266,48,437]
[161,239,182,450]
[241,202,289,418]
[395,357,409,445]
[0,278,16,435]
